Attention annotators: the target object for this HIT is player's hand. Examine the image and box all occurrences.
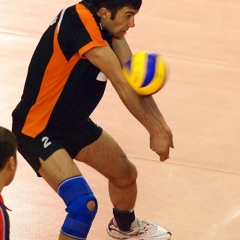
[150,129,172,161]
[160,122,174,149]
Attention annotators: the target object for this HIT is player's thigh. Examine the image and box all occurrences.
[38,148,81,192]
[75,130,137,182]
[13,127,82,192]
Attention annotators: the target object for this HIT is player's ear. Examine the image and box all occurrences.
[4,156,17,187]
[98,7,110,20]
[7,156,17,170]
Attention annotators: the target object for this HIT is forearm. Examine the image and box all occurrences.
[112,38,169,133]
[143,95,174,148]
[143,95,166,125]
[112,38,165,125]
[84,46,164,136]
[111,36,132,66]
[115,81,165,136]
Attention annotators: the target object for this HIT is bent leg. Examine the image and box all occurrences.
[38,149,97,240]
[75,130,138,211]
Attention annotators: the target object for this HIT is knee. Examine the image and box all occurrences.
[111,162,138,189]
[126,163,138,183]
[58,176,98,239]
[66,192,98,221]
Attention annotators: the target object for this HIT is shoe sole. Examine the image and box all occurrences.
[106,227,171,240]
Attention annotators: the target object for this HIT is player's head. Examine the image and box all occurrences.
[0,126,18,186]
[89,0,142,38]
[89,0,142,19]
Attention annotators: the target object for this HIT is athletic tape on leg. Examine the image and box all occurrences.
[58,176,98,239]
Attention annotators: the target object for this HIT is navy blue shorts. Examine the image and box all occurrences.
[12,118,102,176]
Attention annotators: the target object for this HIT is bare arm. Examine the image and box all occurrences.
[143,95,174,148]
[84,44,171,161]
[111,36,132,66]
[112,37,174,146]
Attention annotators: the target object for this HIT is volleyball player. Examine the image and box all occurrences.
[12,0,173,239]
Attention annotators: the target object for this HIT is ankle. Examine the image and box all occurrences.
[113,208,136,231]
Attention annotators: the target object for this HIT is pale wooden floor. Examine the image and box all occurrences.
[1,0,240,239]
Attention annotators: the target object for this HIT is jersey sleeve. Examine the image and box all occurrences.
[57,4,109,60]
[76,4,109,56]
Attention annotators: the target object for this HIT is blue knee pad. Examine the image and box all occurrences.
[58,176,98,239]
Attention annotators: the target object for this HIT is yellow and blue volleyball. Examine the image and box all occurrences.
[122,51,167,96]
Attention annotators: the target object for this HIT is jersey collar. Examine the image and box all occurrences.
[0,194,11,211]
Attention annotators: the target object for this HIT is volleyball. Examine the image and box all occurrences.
[122,51,167,96]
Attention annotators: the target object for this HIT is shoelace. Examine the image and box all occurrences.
[138,220,158,235]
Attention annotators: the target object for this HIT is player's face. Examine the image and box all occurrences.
[101,7,139,38]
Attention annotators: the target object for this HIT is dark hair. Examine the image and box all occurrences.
[0,126,17,171]
[89,0,142,19]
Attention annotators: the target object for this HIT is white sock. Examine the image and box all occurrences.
[130,218,139,229]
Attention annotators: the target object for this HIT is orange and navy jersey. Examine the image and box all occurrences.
[0,195,10,240]
[12,0,112,137]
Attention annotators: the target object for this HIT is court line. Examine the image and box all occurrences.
[129,155,240,176]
